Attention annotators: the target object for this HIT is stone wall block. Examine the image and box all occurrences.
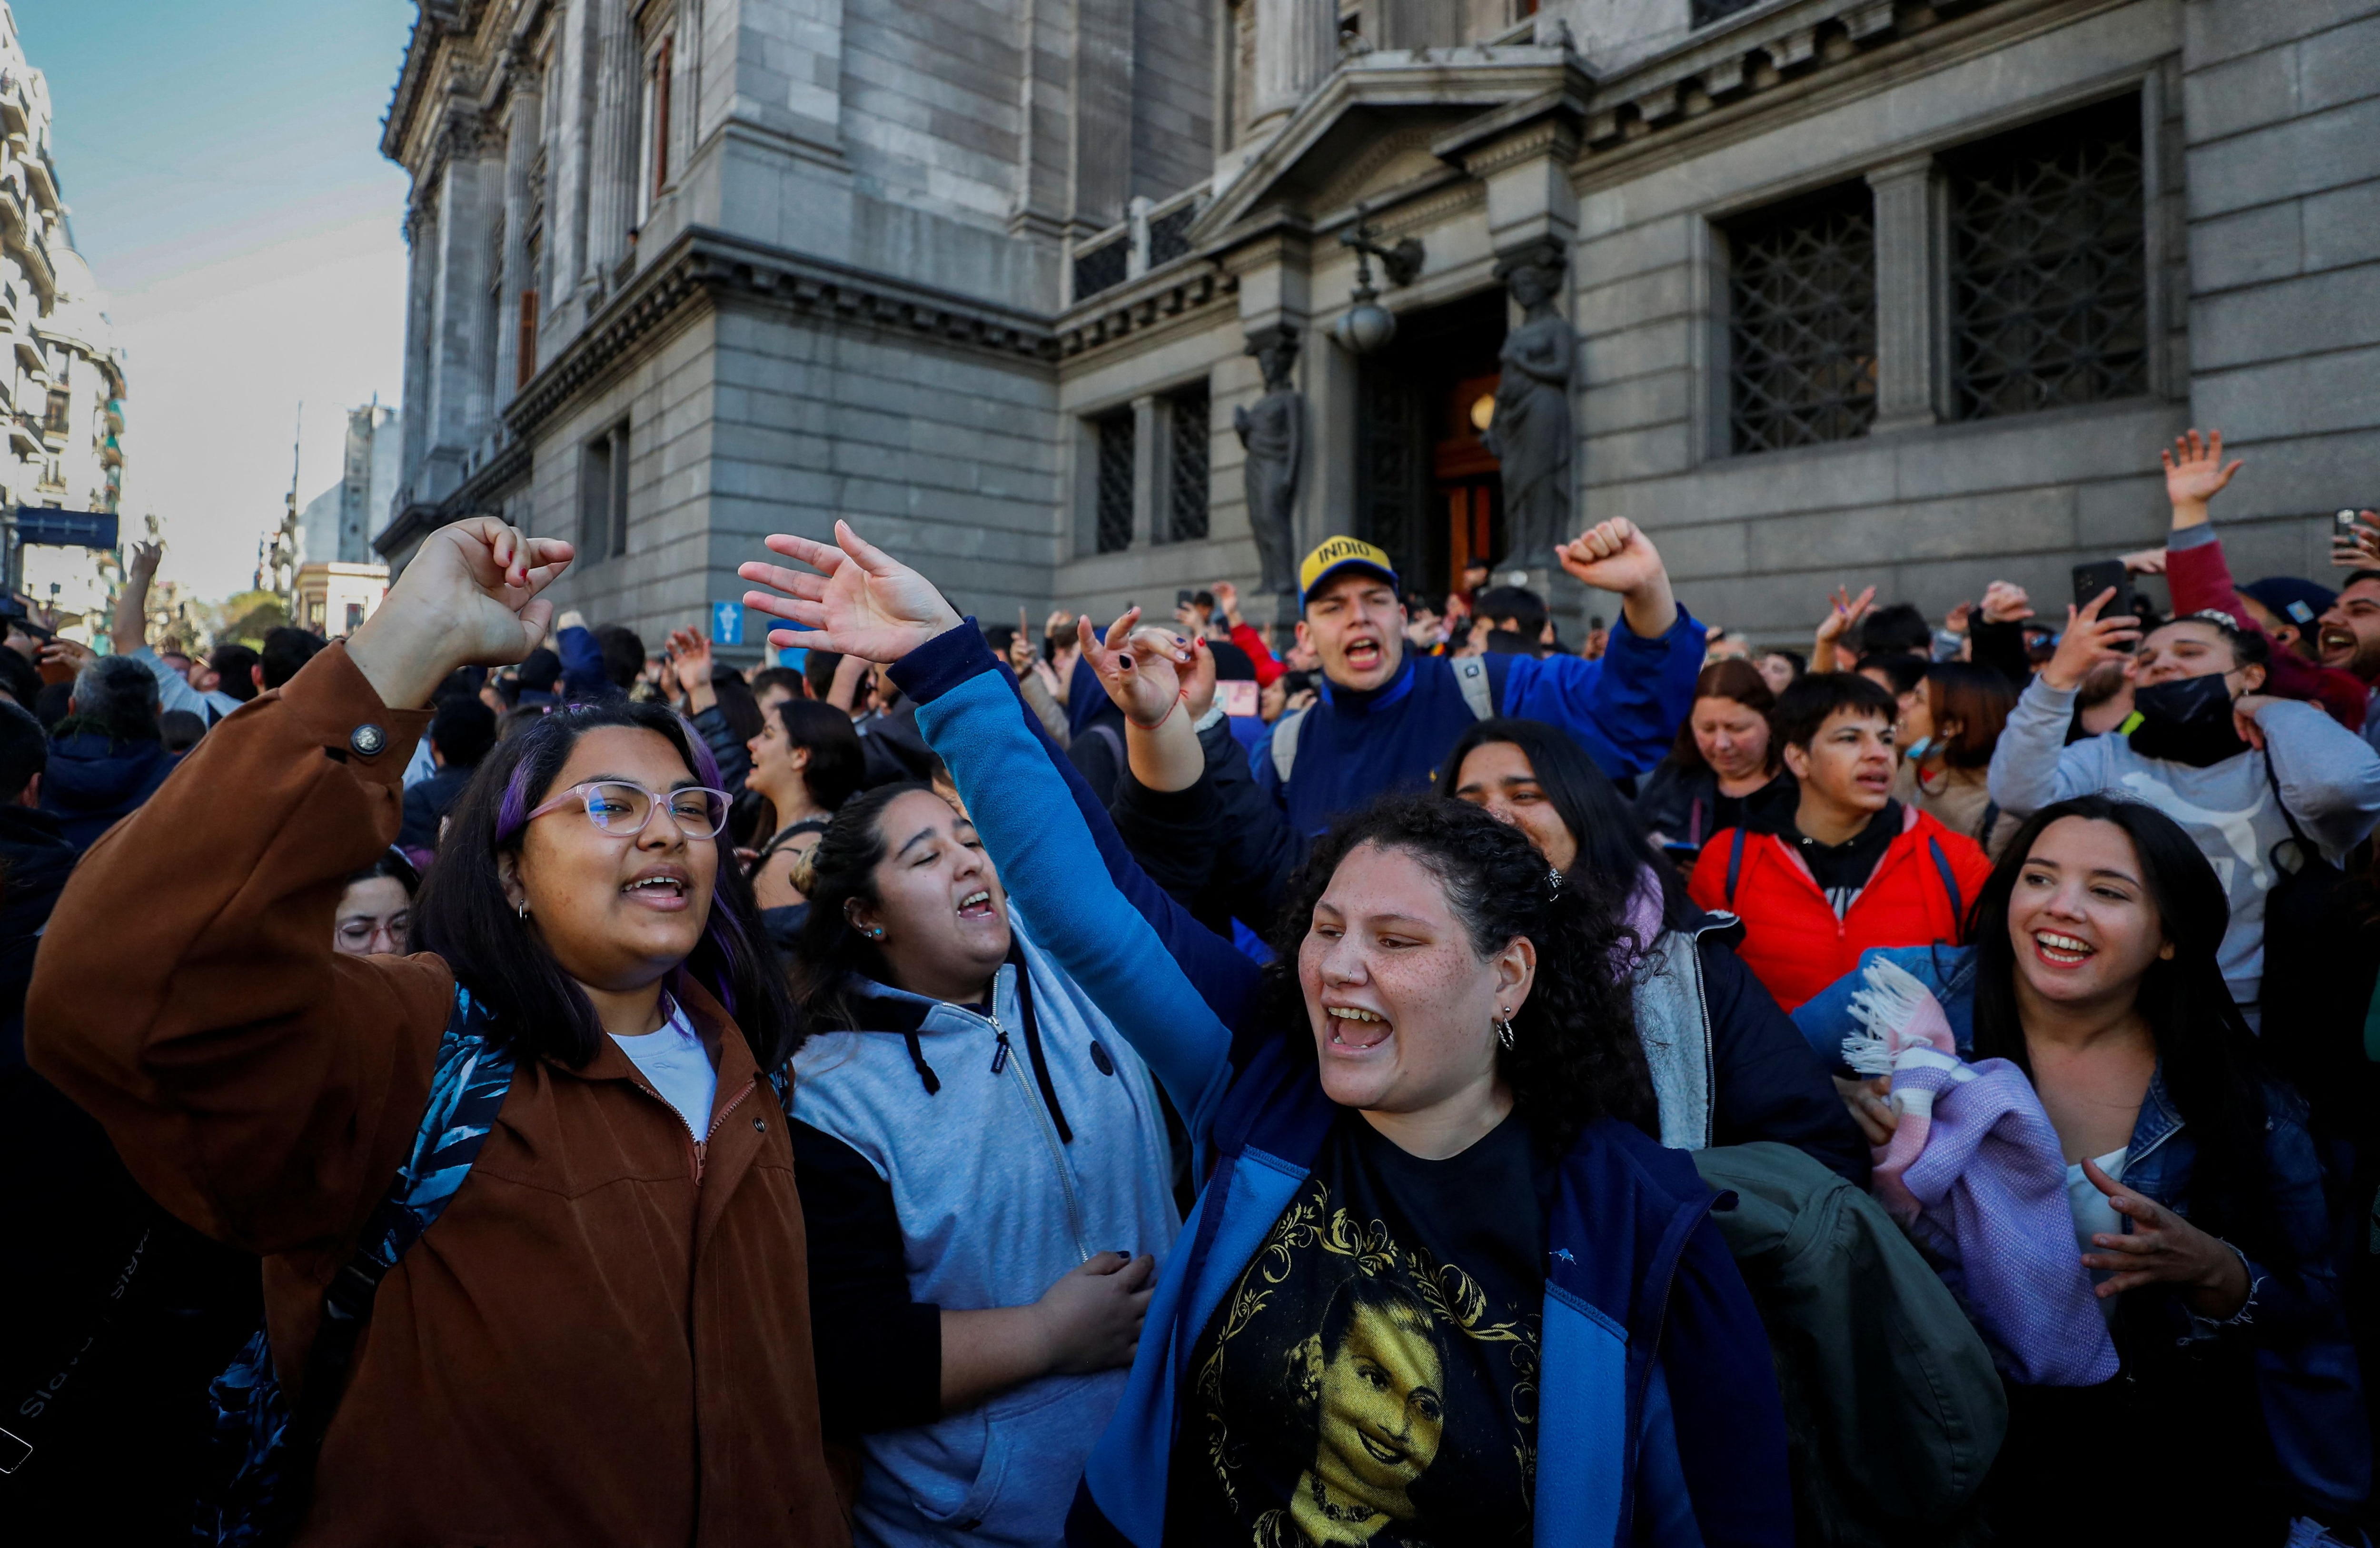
[2304,181,2380,273]
[2181,44,2301,144]
[2193,344,2380,439]
[1891,406,2187,501]
[2186,97,2380,219]
[2191,263,2380,370]
[2188,203,2304,292]
[2301,20,2380,125]
[2185,0,2380,70]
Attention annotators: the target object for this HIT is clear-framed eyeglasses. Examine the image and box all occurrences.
[523,781,733,840]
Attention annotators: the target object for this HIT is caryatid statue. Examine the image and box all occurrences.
[1234,327,1304,598]
[1481,243,1577,566]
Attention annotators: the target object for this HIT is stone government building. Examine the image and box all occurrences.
[377,0,2379,650]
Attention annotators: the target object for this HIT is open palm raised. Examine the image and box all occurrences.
[739,520,962,663]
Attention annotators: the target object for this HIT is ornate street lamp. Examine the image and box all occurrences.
[1329,208,1424,356]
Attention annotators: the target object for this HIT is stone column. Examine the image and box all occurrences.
[1867,154,1943,432]
[494,73,541,406]
[581,0,636,294]
[1130,395,1162,548]
[1251,0,1336,130]
[397,204,436,482]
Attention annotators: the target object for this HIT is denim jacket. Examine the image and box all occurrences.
[1795,947,2368,1514]
[2112,1072,2369,1515]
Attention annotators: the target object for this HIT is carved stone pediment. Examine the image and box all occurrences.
[1192,46,1595,246]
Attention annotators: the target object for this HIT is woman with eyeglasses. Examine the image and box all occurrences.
[24,520,846,1547]
[332,847,419,957]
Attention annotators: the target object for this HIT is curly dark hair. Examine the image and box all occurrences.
[1257,795,1653,1155]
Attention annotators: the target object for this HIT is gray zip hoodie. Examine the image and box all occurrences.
[1986,677,2380,1010]
[791,915,1180,1548]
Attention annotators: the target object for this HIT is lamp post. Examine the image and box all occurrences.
[1329,208,1424,356]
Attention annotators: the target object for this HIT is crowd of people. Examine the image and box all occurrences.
[3,424,2379,1546]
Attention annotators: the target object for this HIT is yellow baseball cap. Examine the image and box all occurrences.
[1299,536,1400,603]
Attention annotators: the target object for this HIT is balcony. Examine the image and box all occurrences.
[0,76,24,139]
[7,413,37,455]
[23,155,56,213]
[14,335,43,380]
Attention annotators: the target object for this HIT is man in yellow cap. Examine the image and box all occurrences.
[1259,519,1698,835]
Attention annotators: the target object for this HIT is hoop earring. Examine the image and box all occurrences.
[1494,1008,1515,1052]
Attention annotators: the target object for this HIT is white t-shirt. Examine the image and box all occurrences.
[612,1000,717,1139]
[2064,1145,2130,1320]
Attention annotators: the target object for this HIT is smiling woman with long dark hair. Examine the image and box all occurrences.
[24,519,843,1547]
[1945,796,2362,1539]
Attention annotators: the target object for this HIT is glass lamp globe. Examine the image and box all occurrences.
[1333,299,1398,356]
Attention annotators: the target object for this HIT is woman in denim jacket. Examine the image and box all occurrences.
[1806,795,2365,1541]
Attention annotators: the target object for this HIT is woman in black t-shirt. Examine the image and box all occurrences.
[1634,658,1797,854]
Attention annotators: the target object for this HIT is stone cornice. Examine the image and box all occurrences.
[1573,0,2018,156]
[504,228,1062,437]
[1054,263,1238,359]
[382,0,521,166]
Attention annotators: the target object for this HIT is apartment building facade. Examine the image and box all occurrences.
[0,3,127,616]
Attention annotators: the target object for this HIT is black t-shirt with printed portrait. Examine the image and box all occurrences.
[1166,1108,1557,1548]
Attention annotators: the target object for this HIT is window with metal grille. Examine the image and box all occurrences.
[1691,0,1762,26]
[581,421,630,559]
[1945,96,2147,422]
[1094,411,1135,553]
[1726,183,1878,454]
[1074,237,1129,303]
[1167,386,1210,542]
[1148,202,1199,268]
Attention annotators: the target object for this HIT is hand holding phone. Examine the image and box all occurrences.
[2334,508,2379,569]
[2071,559,2136,625]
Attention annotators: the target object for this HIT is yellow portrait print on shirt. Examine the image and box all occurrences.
[1277,1275,1448,1546]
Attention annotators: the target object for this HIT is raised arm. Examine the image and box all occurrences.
[27,518,572,1254]
[1486,520,1700,777]
[1988,592,2138,815]
[742,524,1254,1130]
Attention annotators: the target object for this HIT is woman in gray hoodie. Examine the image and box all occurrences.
[1985,597,2380,1024]
[783,779,1180,1547]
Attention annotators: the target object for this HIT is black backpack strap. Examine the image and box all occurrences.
[1927,836,1964,937]
[286,992,514,1499]
[2261,745,2318,853]
[1725,826,1749,910]
[1976,800,2000,847]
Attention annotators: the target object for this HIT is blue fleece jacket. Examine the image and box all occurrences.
[1259,609,1705,836]
[891,623,1791,1548]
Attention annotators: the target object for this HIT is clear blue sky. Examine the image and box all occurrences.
[19,0,418,601]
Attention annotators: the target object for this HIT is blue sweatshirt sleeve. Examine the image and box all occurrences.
[898,625,1259,1124]
[555,625,621,705]
[1497,606,1704,778]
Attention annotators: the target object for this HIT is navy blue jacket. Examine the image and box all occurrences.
[41,733,173,854]
[1259,611,1704,836]
[894,623,1791,1548]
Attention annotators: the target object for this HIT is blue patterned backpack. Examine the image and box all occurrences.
[195,985,516,1546]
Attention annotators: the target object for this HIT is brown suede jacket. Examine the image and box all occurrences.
[27,644,849,1547]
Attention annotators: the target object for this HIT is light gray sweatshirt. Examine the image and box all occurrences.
[1986,677,2380,1009]
[791,914,1180,1548]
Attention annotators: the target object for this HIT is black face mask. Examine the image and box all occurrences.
[2127,673,2248,766]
